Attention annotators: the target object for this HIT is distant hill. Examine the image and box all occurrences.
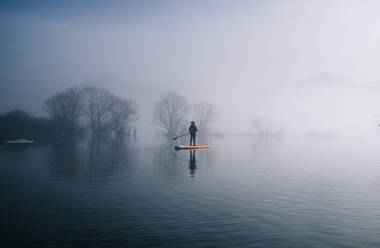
[296,73,356,85]
[250,72,380,136]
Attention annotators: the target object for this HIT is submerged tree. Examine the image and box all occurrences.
[45,87,84,136]
[43,85,138,140]
[83,86,138,139]
[193,102,218,134]
[83,86,114,137]
[154,92,189,138]
[109,96,138,138]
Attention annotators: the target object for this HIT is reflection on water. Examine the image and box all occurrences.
[189,150,197,177]
[1,136,380,247]
[152,146,185,182]
[46,139,136,180]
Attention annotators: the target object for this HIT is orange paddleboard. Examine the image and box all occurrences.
[175,145,210,150]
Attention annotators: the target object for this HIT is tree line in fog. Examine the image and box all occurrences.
[0,86,217,141]
[45,86,137,139]
[154,92,217,138]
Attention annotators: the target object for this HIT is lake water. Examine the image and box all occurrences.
[1,135,380,247]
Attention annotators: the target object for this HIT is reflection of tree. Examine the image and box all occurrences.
[152,146,187,182]
[47,140,134,180]
[47,141,82,176]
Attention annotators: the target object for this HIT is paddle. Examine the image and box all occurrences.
[172,133,189,140]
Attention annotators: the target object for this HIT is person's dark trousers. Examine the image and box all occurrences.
[190,133,196,146]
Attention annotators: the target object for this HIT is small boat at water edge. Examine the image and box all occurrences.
[3,139,34,144]
[0,137,34,147]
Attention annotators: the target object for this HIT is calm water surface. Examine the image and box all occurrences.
[1,135,380,247]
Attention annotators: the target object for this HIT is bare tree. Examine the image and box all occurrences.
[154,92,189,138]
[109,96,138,138]
[193,102,218,134]
[45,87,83,136]
[83,87,114,137]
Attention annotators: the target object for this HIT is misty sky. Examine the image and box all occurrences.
[2,0,380,135]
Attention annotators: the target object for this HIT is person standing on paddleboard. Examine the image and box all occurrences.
[189,121,199,146]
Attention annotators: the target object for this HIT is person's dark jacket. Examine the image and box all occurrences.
[189,124,199,135]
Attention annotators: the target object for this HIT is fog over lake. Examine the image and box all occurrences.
[2,1,380,247]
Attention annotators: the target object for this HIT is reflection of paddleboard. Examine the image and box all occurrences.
[3,139,34,144]
[175,145,210,150]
